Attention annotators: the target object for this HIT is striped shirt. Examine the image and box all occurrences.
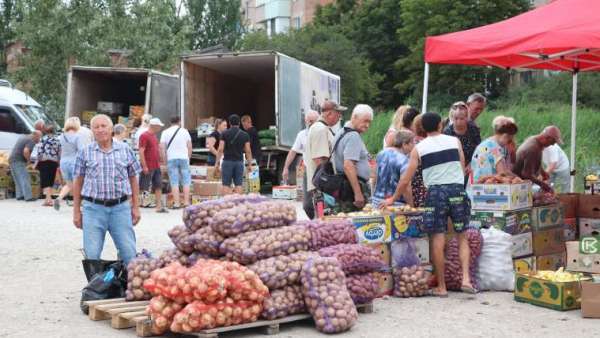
[415,134,464,187]
[74,140,141,200]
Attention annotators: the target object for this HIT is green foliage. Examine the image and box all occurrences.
[187,0,243,50]
[238,25,382,109]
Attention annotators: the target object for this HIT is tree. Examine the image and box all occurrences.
[397,0,531,106]
[186,0,243,50]
[239,25,381,110]
[0,0,23,75]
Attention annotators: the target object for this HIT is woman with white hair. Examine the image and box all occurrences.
[54,117,84,210]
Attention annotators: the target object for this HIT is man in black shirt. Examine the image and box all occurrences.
[241,115,262,163]
[215,114,253,195]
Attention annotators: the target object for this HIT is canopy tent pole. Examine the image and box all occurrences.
[569,71,578,192]
[422,63,430,113]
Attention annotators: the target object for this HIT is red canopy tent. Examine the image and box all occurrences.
[423,0,600,191]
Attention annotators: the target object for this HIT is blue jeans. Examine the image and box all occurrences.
[167,159,191,187]
[60,159,76,182]
[9,161,32,200]
[82,200,137,265]
[221,160,244,186]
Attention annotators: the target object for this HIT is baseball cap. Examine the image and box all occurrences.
[542,125,563,144]
[149,117,164,127]
[321,100,347,112]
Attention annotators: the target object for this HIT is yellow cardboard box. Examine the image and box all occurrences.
[514,272,582,311]
[513,256,536,274]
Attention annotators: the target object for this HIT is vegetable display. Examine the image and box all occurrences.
[300,257,358,334]
[533,191,558,206]
[220,225,312,264]
[261,285,306,320]
[158,248,190,268]
[183,194,267,232]
[170,298,262,333]
[168,225,195,254]
[210,201,296,237]
[146,295,184,335]
[126,251,161,301]
[392,266,431,298]
[247,251,320,289]
[345,273,380,304]
[444,229,483,291]
[476,173,524,184]
[318,244,385,275]
[302,219,358,250]
[190,226,224,257]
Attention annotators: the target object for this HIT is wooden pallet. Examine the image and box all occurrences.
[136,302,374,338]
[85,298,150,329]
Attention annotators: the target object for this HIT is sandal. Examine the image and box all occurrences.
[430,290,449,298]
[156,208,169,213]
[461,284,478,294]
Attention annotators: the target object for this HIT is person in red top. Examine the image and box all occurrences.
[139,118,167,213]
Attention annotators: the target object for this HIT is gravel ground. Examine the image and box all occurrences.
[0,199,598,338]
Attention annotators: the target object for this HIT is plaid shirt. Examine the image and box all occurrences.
[74,141,141,200]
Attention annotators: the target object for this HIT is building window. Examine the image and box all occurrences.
[293,17,301,29]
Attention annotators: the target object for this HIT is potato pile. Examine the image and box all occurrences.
[210,201,296,237]
[220,225,312,264]
[190,226,224,257]
[158,248,190,268]
[261,285,306,320]
[477,173,524,184]
[170,298,262,333]
[444,229,483,290]
[126,252,161,301]
[392,266,431,298]
[146,295,184,335]
[168,226,195,254]
[183,194,267,232]
[318,244,385,275]
[300,257,358,334]
[301,219,358,250]
[247,251,320,289]
[220,261,269,302]
[346,273,380,304]
[533,190,558,206]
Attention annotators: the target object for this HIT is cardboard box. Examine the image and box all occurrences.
[512,232,534,258]
[192,180,221,197]
[566,241,600,274]
[533,228,565,256]
[536,252,567,271]
[531,204,564,231]
[272,186,298,200]
[414,237,430,264]
[244,166,260,193]
[514,256,536,274]
[373,270,394,297]
[0,188,7,200]
[470,209,532,235]
[579,218,600,238]
[29,170,40,186]
[577,195,600,218]
[31,184,40,199]
[581,281,600,318]
[514,272,582,311]
[97,101,124,115]
[190,166,220,181]
[469,182,532,211]
[366,243,391,268]
[390,213,424,239]
[558,193,578,219]
[564,218,578,241]
[390,238,430,266]
[191,195,219,205]
[353,215,393,244]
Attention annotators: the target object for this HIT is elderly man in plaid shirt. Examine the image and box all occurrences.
[72,114,141,264]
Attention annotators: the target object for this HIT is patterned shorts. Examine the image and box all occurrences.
[422,184,471,234]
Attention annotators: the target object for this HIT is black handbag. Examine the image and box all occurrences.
[312,127,357,200]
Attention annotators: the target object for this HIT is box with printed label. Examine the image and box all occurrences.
[531,204,564,231]
[513,256,536,274]
[353,216,392,244]
[390,213,423,239]
[558,194,578,219]
[577,195,600,218]
[536,252,566,271]
[578,218,600,238]
[272,186,297,200]
[512,232,534,258]
[532,228,565,256]
[468,182,532,211]
[390,238,430,267]
[192,180,221,197]
[373,270,394,297]
[414,237,430,264]
[566,241,600,274]
[514,272,582,311]
[563,218,577,241]
[470,209,532,235]
[366,243,391,268]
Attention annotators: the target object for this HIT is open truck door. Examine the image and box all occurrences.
[148,71,180,127]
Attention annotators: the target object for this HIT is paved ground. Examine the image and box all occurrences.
[0,199,598,338]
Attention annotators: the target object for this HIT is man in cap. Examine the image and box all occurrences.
[513,125,563,192]
[139,117,167,213]
[303,100,346,219]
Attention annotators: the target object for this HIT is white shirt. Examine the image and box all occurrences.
[78,126,94,146]
[160,125,191,161]
[415,134,464,187]
[542,144,569,172]
[291,129,308,154]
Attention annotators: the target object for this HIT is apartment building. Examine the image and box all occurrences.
[242,0,335,35]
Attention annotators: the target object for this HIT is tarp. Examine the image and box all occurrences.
[425,0,600,72]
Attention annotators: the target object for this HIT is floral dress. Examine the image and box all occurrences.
[412,136,427,207]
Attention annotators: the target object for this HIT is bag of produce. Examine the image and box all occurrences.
[210,201,296,237]
[146,295,184,335]
[261,285,306,320]
[258,129,277,139]
[220,261,269,303]
[390,238,421,269]
[444,228,483,291]
[300,257,358,334]
[189,226,224,257]
[183,194,267,232]
[346,272,379,304]
[186,252,214,267]
[126,250,161,301]
[318,244,386,274]
[303,219,358,250]
[392,266,431,298]
[158,248,190,268]
[476,227,514,291]
[220,225,312,264]
[143,262,191,304]
[247,251,320,289]
[168,225,195,254]
[170,298,262,333]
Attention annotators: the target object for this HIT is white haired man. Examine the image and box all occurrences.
[281,110,320,184]
[466,93,487,124]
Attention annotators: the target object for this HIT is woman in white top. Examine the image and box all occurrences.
[542,143,570,193]
[54,117,84,210]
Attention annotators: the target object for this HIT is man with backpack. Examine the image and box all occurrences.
[160,115,193,208]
